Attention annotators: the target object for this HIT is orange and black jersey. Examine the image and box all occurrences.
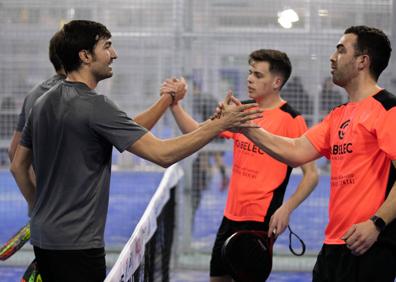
[221,102,308,222]
[306,90,396,245]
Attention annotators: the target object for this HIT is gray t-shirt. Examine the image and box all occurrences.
[21,80,148,250]
[16,74,65,131]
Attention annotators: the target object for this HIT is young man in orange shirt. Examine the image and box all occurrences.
[162,49,319,282]
[238,26,396,281]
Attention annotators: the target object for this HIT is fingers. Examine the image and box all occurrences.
[341,224,374,256]
[230,95,242,106]
[236,121,260,128]
[223,90,233,105]
[268,219,277,237]
[238,102,259,111]
[341,225,356,242]
[161,77,187,103]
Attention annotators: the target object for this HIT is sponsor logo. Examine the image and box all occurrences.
[235,140,264,154]
[338,119,350,140]
[332,119,352,155]
[331,143,352,155]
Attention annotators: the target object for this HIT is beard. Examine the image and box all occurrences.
[93,66,113,82]
[332,73,347,87]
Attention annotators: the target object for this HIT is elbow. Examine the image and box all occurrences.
[8,147,16,162]
[10,162,18,178]
[312,169,319,186]
[160,162,172,169]
[155,155,176,168]
[302,164,320,186]
[288,161,302,168]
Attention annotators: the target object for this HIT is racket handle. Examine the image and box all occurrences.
[240,99,256,104]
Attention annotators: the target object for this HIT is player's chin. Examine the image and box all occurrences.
[105,71,114,79]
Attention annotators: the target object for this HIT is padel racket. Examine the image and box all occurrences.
[21,259,42,282]
[0,222,30,261]
[221,230,274,282]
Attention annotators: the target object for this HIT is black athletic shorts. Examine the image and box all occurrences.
[33,246,106,282]
[313,243,396,282]
[210,216,269,277]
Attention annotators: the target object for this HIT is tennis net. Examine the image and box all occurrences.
[105,164,184,282]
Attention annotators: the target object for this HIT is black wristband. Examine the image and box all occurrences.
[370,215,386,232]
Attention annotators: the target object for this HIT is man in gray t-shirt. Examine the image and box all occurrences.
[11,20,261,282]
[8,30,65,163]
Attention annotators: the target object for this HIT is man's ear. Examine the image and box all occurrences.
[273,76,283,90]
[78,50,92,64]
[357,54,370,71]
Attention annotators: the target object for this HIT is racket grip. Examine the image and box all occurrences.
[240,99,256,104]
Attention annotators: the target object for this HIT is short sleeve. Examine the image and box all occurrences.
[305,114,331,159]
[375,107,396,160]
[90,96,148,153]
[15,98,27,132]
[287,115,308,138]
[20,111,33,149]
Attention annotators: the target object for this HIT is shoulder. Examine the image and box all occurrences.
[93,94,120,110]
[372,90,396,111]
[279,103,301,118]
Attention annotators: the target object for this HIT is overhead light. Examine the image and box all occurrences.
[278,17,292,29]
[277,9,299,29]
[318,9,329,17]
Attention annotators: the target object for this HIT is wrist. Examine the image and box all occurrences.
[370,215,386,232]
[165,92,176,105]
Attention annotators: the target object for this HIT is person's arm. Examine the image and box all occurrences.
[269,161,319,236]
[8,131,22,161]
[127,96,262,167]
[160,77,202,133]
[242,128,321,167]
[169,103,201,133]
[9,97,27,161]
[10,145,36,210]
[342,160,396,255]
[133,94,174,130]
[133,77,187,130]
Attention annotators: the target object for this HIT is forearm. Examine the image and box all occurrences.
[375,175,396,225]
[130,118,225,168]
[283,163,318,212]
[10,166,36,209]
[133,94,172,130]
[8,131,21,161]
[242,128,316,167]
[130,95,262,167]
[170,103,200,134]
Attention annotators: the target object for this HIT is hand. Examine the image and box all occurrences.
[268,204,291,237]
[217,91,262,130]
[160,77,188,105]
[341,220,380,255]
[209,90,243,120]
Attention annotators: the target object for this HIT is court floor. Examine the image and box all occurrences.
[0,164,326,281]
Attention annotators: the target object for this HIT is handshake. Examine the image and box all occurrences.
[160,77,262,131]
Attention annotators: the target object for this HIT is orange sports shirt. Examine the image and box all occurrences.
[305,90,396,245]
[221,102,308,222]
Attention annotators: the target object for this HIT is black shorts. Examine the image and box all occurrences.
[313,243,396,282]
[210,216,269,277]
[33,246,106,282]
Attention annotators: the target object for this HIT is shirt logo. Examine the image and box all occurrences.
[332,119,352,155]
[338,119,350,140]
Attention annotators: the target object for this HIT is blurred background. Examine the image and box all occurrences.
[0,0,395,281]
